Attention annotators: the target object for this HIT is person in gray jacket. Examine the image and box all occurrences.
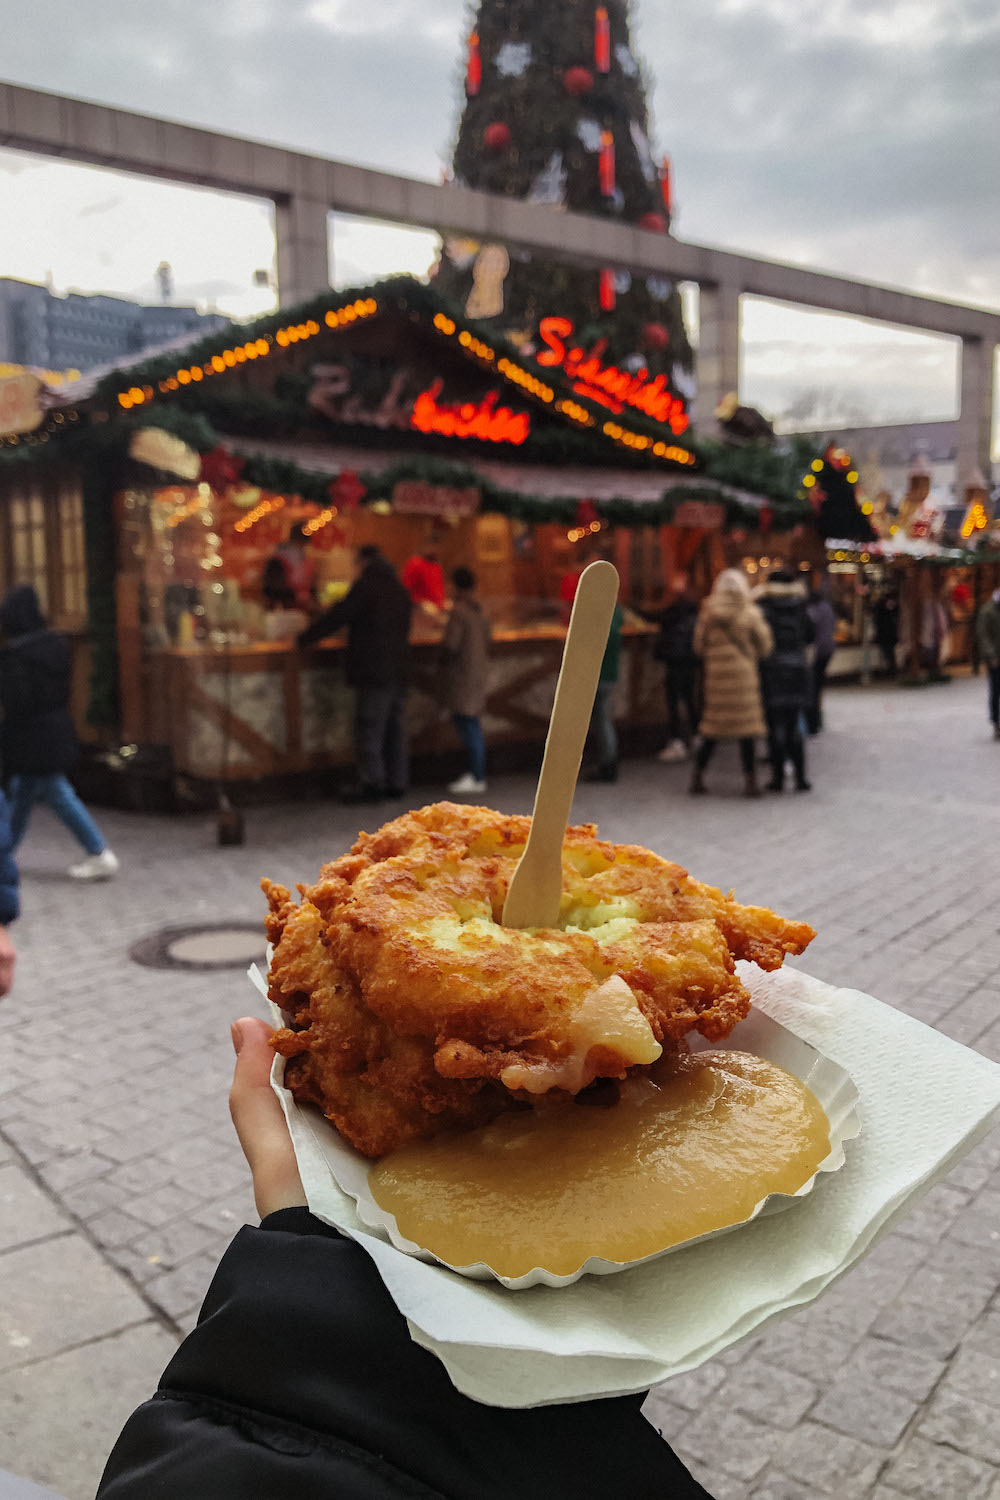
[443,567,491,795]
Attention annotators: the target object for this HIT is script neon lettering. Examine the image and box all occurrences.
[535,316,688,430]
[411,380,531,445]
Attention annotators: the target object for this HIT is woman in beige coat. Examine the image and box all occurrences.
[690,568,773,797]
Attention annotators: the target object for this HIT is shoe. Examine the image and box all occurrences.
[993,725,1000,740]
[448,773,487,796]
[339,784,384,805]
[743,776,763,799]
[69,849,119,881]
[657,740,688,763]
[766,778,784,793]
[689,770,707,795]
[794,779,813,792]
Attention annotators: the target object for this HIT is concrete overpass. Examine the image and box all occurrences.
[1,79,995,480]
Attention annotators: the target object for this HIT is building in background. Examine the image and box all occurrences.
[0,277,229,374]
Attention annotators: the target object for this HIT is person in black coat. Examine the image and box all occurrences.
[757,571,815,793]
[0,585,118,879]
[299,547,414,804]
[653,589,700,761]
[96,1017,712,1500]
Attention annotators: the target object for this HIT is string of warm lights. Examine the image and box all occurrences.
[234,494,286,534]
[0,409,81,447]
[303,506,339,536]
[116,299,379,411]
[602,420,695,465]
[555,398,595,427]
[566,520,607,542]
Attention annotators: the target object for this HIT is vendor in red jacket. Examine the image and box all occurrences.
[402,547,446,611]
[96,1018,712,1500]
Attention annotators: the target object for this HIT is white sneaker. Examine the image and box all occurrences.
[68,849,120,881]
[447,773,488,796]
[657,740,688,763]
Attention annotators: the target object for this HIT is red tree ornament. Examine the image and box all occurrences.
[660,156,673,217]
[199,445,244,492]
[466,31,482,96]
[483,121,512,152]
[639,211,667,233]
[329,469,366,513]
[564,65,595,96]
[576,499,599,530]
[599,130,616,196]
[642,321,669,350]
[594,7,611,72]
[758,504,774,536]
[599,268,616,311]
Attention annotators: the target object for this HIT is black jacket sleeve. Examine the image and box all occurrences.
[96,1209,710,1500]
[298,582,362,647]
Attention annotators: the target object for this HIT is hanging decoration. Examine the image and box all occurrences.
[643,322,670,351]
[660,156,673,217]
[646,275,673,301]
[465,31,482,95]
[629,122,657,183]
[199,445,244,491]
[594,7,611,72]
[229,483,263,510]
[639,211,667,233]
[613,270,632,295]
[599,269,616,312]
[599,130,616,196]
[483,121,512,152]
[758,503,774,536]
[444,236,481,271]
[576,118,603,152]
[615,43,639,77]
[495,40,532,78]
[564,65,595,96]
[465,244,511,320]
[528,152,568,205]
[329,469,366,512]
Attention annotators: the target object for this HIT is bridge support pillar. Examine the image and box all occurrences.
[957,335,996,486]
[693,281,741,438]
[274,196,331,306]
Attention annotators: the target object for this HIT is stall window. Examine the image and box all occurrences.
[9,490,49,614]
[56,482,87,623]
[0,475,88,626]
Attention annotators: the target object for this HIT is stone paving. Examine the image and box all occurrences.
[1,673,999,1498]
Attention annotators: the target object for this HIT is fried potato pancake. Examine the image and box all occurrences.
[267,803,814,1157]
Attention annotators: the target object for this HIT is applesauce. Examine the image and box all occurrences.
[368,1050,831,1278]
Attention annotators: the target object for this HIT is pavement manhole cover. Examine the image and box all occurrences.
[130,922,266,972]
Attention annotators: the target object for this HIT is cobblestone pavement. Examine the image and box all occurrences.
[2,674,1000,1498]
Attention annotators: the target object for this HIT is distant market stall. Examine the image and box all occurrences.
[0,276,810,791]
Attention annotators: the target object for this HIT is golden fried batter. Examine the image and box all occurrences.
[267,803,814,1157]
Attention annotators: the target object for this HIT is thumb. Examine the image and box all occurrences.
[229,1016,307,1219]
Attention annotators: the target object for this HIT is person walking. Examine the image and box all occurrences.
[873,589,900,677]
[690,569,772,798]
[654,588,699,761]
[443,567,491,795]
[757,569,815,793]
[0,585,118,880]
[299,546,413,804]
[584,599,625,783]
[976,585,1000,740]
[805,584,837,734]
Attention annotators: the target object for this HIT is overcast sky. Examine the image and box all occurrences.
[0,0,997,441]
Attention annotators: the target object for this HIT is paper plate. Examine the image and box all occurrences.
[254,964,861,1290]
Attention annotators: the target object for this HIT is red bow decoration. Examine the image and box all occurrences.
[575,499,600,530]
[199,446,244,492]
[329,470,366,512]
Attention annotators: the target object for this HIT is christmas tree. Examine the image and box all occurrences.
[433,1,693,411]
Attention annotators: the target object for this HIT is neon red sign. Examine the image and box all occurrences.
[411,379,531,446]
[536,316,689,434]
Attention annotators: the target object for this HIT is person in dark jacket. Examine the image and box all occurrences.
[299,546,413,803]
[443,567,491,796]
[805,585,837,734]
[757,571,815,793]
[96,1017,712,1500]
[263,522,318,612]
[654,589,699,761]
[0,788,18,995]
[872,589,899,677]
[0,585,118,879]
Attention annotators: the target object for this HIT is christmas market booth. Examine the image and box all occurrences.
[0,276,808,797]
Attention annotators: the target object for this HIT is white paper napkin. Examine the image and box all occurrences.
[260,964,1000,1408]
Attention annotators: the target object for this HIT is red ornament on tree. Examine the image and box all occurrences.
[575,499,599,530]
[660,156,673,217]
[594,7,611,72]
[599,130,616,197]
[199,446,244,492]
[599,268,616,311]
[642,321,669,351]
[758,504,773,536]
[465,31,482,96]
[483,121,512,152]
[564,65,595,96]
[329,469,366,513]
[639,211,667,233]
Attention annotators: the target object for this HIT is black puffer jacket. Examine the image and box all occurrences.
[97,1210,710,1499]
[299,556,413,688]
[758,580,815,712]
[0,586,77,775]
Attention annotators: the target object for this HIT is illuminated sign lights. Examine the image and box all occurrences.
[411,380,531,446]
[116,299,379,410]
[536,317,690,434]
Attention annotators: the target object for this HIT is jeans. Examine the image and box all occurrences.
[8,773,107,856]
[355,685,408,792]
[807,652,832,734]
[665,661,698,744]
[766,707,808,785]
[696,737,756,776]
[589,683,618,771]
[988,664,1000,727]
[452,714,486,781]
